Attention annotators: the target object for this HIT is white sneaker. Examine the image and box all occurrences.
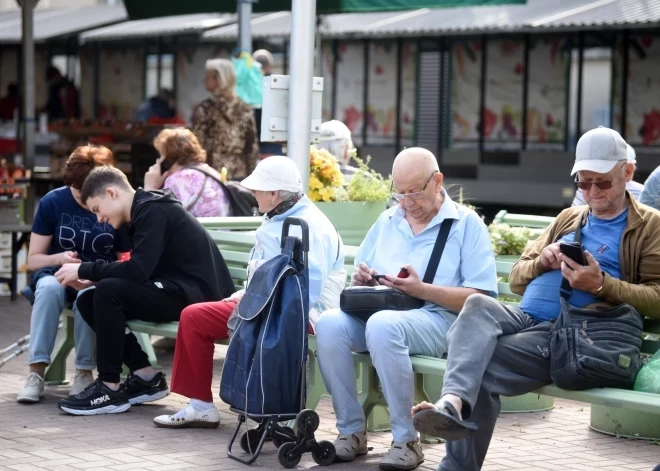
[17,372,45,403]
[69,370,94,397]
[334,430,368,462]
[153,405,221,429]
[379,439,424,471]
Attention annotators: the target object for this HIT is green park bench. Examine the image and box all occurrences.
[45,216,660,440]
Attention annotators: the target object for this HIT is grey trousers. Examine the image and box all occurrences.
[439,294,553,471]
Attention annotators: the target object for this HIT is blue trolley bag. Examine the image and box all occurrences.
[220,217,310,416]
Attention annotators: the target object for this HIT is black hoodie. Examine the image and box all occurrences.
[78,188,235,304]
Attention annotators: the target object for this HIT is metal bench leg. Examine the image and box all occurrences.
[45,315,75,384]
[135,333,161,370]
[358,364,390,432]
[305,347,327,411]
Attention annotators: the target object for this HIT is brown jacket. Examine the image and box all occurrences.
[510,192,660,319]
[191,94,259,180]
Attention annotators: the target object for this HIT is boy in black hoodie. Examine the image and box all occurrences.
[55,166,235,415]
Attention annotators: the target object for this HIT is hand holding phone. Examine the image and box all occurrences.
[160,158,174,175]
[397,267,410,279]
[373,274,387,282]
[559,242,586,266]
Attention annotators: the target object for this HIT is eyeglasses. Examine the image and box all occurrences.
[392,171,438,202]
[574,163,626,191]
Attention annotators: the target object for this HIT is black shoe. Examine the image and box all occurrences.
[125,372,170,405]
[58,379,130,416]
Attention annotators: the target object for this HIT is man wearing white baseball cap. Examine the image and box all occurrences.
[411,126,660,471]
[572,127,644,206]
[154,156,346,429]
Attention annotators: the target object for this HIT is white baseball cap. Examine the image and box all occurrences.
[240,156,303,193]
[318,120,352,142]
[626,144,636,164]
[571,126,628,175]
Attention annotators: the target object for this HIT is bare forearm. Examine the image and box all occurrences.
[418,284,485,313]
[27,253,62,271]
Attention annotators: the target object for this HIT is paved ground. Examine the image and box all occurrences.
[0,296,659,471]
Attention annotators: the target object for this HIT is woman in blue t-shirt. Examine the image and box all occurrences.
[17,145,131,404]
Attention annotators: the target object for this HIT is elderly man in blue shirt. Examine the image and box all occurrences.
[315,148,498,471]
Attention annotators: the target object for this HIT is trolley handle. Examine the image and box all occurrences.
[281,217,310,252]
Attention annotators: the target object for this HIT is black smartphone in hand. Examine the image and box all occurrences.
[160,159,173,174]
[373,274,387,282]
[559,242,586,266]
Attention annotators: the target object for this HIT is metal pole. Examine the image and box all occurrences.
[479,35,488,156]
[576,32,585,141]
[21,0,37,176]
[238,0,252,53]
[621,30,630,140]
[287,0,316,194]
[521,34,530,150]
[156,38,163,93]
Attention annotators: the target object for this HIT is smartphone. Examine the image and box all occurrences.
[397,267,410,279]
[559,242,586,266]
[160,159,173,175]
[373,274,387,281]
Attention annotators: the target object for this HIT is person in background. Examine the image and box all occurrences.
[143,128,231,218]
[0,83,18,121]
[572,142,643,206]
[17,145,131,404]
[134,89,176,123]
[44,66,80,121]
[152,156,345,429]
[252,49,283,158]
[315,120,358,180]
[192,58,259,180]
[640,165,660,211]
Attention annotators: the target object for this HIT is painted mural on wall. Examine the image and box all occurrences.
[527,37,568,148]
[98,49,144,121]
[367,42,397,145]
[451,40,482,146]
[335,42,365,146]
[400,41,417,147]
[617,36,660,146]
[321,43,335,123]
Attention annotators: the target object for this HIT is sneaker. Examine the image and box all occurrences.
[334,430,368,462]
[69,370,94,396]
[125,372,169,405]
[58,379,130,416]
[379,440,424,471]
[17,373,45,403]
[153,405,221,429]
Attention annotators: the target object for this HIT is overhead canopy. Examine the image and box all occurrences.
[124,0,524,19]
[0,5,127,44]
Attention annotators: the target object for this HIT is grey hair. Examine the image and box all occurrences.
[277,190,301,201]
[315,139,352,164]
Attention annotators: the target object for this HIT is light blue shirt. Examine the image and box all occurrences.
[355,191,498,318]
[249,195,345,312]
[520,209,627,322]
[641,165,660,210]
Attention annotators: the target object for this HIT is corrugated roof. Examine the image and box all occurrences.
[202,0,660,41]
[80,13,237,43]
[0,5,127,44]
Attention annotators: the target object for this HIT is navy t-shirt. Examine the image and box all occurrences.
[31,187,131,263]
[520,209,628,322]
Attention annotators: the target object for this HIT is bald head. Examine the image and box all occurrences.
[393,148,439,179]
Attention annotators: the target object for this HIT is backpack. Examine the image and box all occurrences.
[185,165,259,217]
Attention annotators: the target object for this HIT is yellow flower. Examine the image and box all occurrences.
[309,175,324,190]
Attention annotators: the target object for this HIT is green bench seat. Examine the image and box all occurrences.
[45,217,660,440]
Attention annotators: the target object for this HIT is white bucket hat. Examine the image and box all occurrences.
[240,156,303,193]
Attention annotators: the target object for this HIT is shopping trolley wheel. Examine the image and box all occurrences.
[312,440,336,466]
[277,442,301,468]
[295,409,320,433]
[272,426,295,448]
[240,428,262,454]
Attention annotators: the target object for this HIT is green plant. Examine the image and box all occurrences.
[489,223,533,256]
[344,155,392,203]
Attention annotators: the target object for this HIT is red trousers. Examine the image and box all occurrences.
[170,300,238,402]
[170,299,315,403]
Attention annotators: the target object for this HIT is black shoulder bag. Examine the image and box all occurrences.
[549,212,644,390]
[339,217,454,323]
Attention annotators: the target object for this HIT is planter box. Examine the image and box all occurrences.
[315,201,386,247]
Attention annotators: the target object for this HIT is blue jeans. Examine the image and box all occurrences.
[28,276,96,370]
[316,308,455,443]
